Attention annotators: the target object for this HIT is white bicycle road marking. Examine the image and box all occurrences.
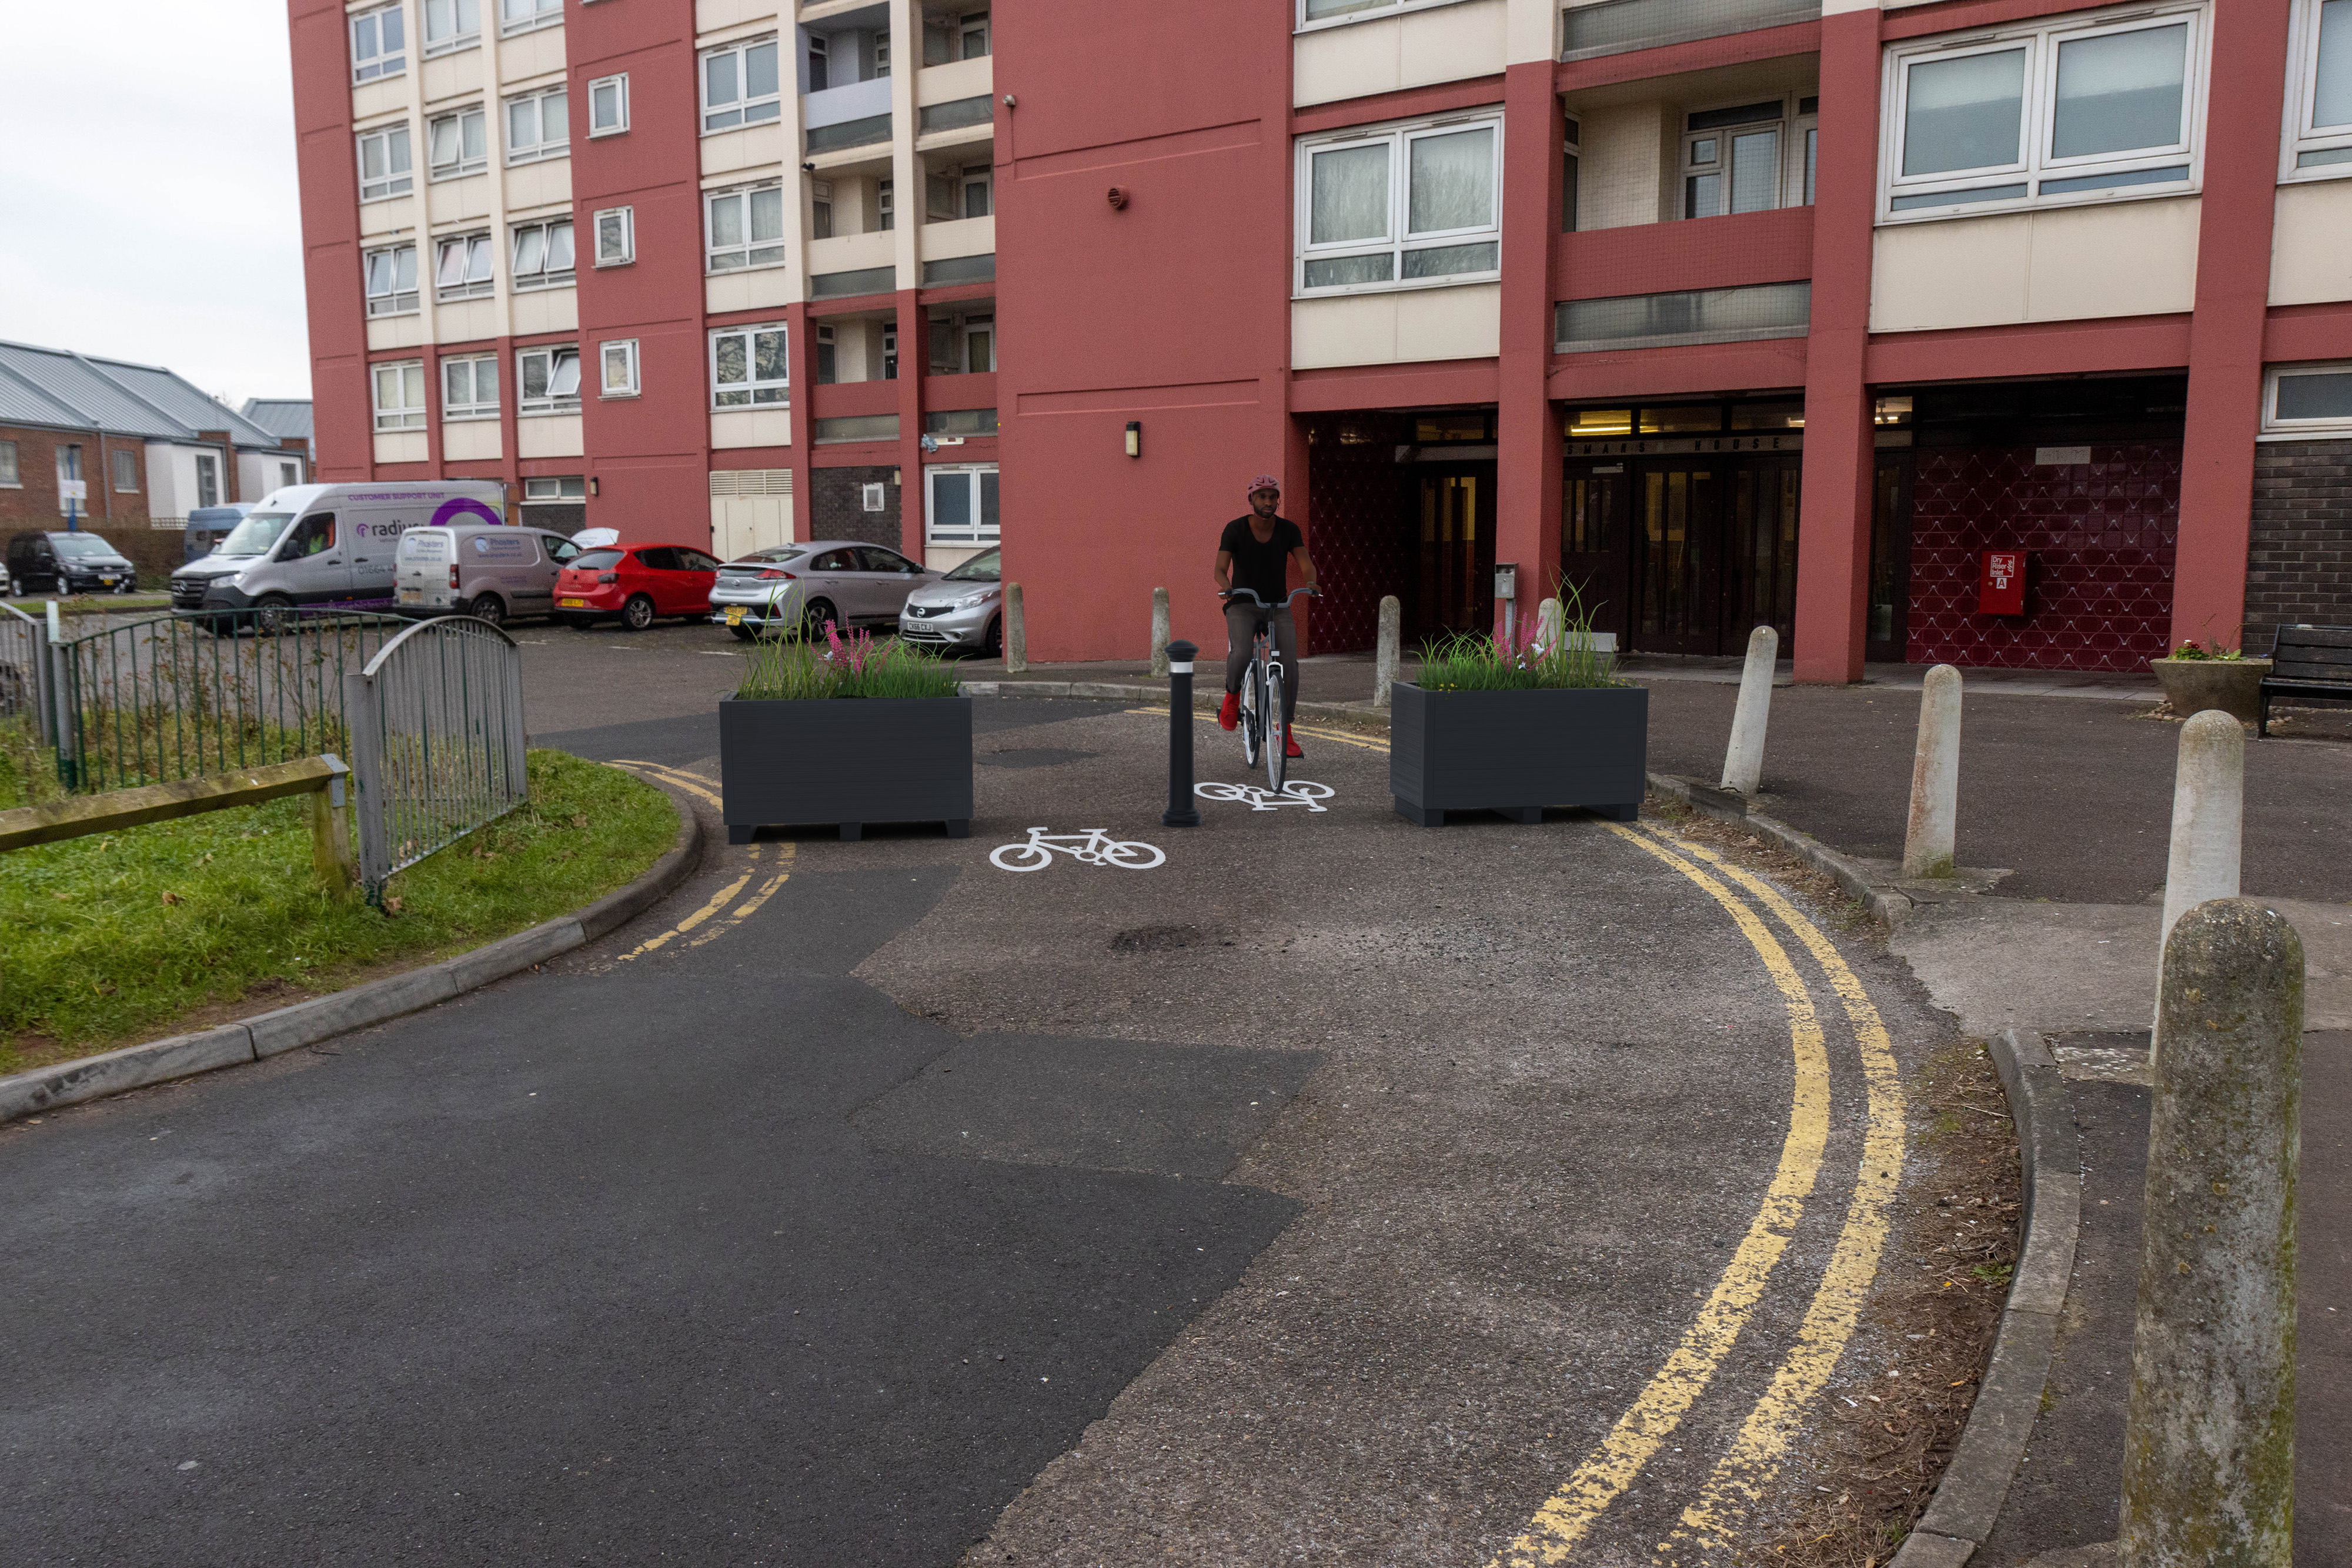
[989,827,1167,872]
[1195,779,1334,813]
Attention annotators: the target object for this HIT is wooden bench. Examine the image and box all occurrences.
[2260,624,2352,737]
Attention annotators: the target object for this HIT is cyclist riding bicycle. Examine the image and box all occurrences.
[1214,474,1319,759]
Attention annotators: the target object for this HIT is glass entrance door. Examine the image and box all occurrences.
[1561,464,1631,641]
[1728,454,1802,655]
[1635,464,1722,654]
[1415,464,1496,642]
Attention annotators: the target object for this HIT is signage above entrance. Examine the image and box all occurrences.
[1565,433,1804,457]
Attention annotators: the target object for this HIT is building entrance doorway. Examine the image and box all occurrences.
[1415,463,1496,642]
[1559,452,1801,657]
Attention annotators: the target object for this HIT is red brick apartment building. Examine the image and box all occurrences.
[290,0,2352,676]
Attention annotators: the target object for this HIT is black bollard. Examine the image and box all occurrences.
[1162,638,1202,827]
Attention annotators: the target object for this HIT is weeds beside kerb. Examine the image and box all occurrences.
[734,621,961,701]
[1415,581,1624,692]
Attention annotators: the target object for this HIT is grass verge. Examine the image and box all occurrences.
[1,748,675,1075]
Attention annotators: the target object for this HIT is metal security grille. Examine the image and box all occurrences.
[709,468,794,496]
[345,615,526,895]
[46,610,406,792]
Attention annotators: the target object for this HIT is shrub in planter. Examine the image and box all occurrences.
[720,626,971,842]
[1392,603,1647,826]
[2149,638,2270,724]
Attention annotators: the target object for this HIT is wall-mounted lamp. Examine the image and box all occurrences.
[801,161,816,172]
[1124,420,1142,459]
[1003,93,1017,108]
[1107,186,1128,210]
[589,476,600,497]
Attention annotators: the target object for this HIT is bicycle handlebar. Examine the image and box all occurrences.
[1220,586,1320,607]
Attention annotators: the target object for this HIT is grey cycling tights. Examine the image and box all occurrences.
[1224,603,1298,724]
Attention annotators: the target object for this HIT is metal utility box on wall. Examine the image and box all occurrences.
[1980,550,2026,616]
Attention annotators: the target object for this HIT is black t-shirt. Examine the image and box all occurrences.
[1219,515,1303,607]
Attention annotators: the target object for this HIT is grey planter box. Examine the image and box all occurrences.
[1389,682,1648,826]
[719,695,973,842]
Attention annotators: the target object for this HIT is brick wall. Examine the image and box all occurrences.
[1,426,171,581]
[811,465,901,549]
[2247,440,2352,653]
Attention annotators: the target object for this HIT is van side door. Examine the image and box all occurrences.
[348,511,402,596]
[275,513,351,604]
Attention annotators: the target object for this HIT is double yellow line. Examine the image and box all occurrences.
[607,760,794,961]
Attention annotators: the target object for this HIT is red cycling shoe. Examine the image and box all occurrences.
[1219,691,1240,730]
[1283,732,1304,760]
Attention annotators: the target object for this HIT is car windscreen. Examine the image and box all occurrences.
[569,549,625,570]
[942,547,1000,583]
[217,513,295,558]
[50,534,119,558]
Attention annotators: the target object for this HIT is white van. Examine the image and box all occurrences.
[395,523,583,627]
[169,481,509,633]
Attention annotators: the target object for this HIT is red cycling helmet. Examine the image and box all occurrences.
[1246,474,1281,500]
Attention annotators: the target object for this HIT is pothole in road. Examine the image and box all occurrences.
[1109,924,1229,953]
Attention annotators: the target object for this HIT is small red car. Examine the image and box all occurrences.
[554,543,723,631]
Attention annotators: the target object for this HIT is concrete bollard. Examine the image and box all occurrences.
[1150,587,1171,678]
[2154,710,2244,1037]
[1902,664,1963,878]
[1535,596,1564,651]
[2119,897,2303,1568]
[1720,624,1778,794]
[1003,582,1027,674]
[1374,594,1401,708]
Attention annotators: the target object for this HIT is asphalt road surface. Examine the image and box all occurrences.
[3,623,1971,1565]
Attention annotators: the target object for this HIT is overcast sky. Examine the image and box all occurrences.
[0,1,310,409]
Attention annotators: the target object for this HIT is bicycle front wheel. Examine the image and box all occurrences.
[989,842,1054,872]
[1264,664,1287,796]
[1239,663,1262,766]
[1101,839,1166,870]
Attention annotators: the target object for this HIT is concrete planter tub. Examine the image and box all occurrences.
[1389,682,1648,826]
[719,695,973,842]
[2149,657,2271,724]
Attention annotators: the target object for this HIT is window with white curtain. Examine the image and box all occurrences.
[594,206,634,266]
[357,125,412,201]
[701,37,781,132]
[710,323,791,407]
[1295,111,1503,295]
[443,355,500,420]
[517,346,582,414]
[435,233,495,300]
[1881,3,2206,222]
[706,182,787,271]
[600,340,640,399]
[423,0,479,55]
[511,218,574,289]
[506,86,569,163]
[2285,0,2352,178]
[350,4,405,81]
[429,105,487,179]
[373,361,428,431]
[364,245,418,316]
[500,0,563,35]
[589,74,629,137]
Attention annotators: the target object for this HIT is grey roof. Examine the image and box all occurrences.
[0,339,292,450]
[240,399,314,442]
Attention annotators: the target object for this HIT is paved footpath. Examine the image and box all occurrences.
[1,621,1983,1566]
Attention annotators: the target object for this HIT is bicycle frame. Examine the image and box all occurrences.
[1224,586,1314,793]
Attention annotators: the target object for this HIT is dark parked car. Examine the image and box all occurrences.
[6,531,138,596]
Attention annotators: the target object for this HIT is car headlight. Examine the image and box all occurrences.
[953,590,997,611]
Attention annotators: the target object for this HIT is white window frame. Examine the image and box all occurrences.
[961,11,990,58]
[357,124,413,202]
[589,73,630,138]
[1293,109,1505,299]
[2261,361,2352,438]
[524,476,586,502]
[111,448,139,494]
[364,243,419,316]
[705,182,787,273]
[1681,101,1791,219]
[428,105,488,180]
[499,0,563,37]
[434,232,495,300]
[700,36,782,133]
[372,360,428,432]
[423,0,481,57]
[593,206,635,266]
[350,2,405,82]
[600,339,641,399]
[0,440,16,486]
[2283,0,2352,180]
[442,354,500,421]
[1294,0,1474,34]
[961,163,993,219]
[1878,1,2209,225]
[505,85,570,165]
[924,464,1000,547]
[194,453,219,510]
[510,218,575,289]
[517,345,582,416]
[812,178,836,239]
[709,322,791,409]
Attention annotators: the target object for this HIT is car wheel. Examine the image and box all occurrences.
[253,596,297,636]
[465,593,506,628]
[800,597,837,641]
[729,624,759,643]
[984,615,1003,659]
[620,594,657,632]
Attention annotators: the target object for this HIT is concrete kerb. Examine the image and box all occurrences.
[0,783,705,1128]
[1642,771,1915,934]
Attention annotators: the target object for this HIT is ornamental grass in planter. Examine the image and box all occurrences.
[720,625,972,842]
[1392,599,1646,827]
[2149,638,2270,725]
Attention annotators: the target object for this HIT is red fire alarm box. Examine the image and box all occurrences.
[1980,550,2026,616]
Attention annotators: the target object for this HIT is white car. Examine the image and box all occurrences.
[708,540,941,641]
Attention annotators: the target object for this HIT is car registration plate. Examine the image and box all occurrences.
[399,588,421,603]
[725,607,745,626]
[560,597,586,608]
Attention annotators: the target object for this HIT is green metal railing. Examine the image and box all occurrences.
[346,615,527,896]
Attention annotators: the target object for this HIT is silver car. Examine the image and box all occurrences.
[707,540,940,641]
[897,546,1002,657]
